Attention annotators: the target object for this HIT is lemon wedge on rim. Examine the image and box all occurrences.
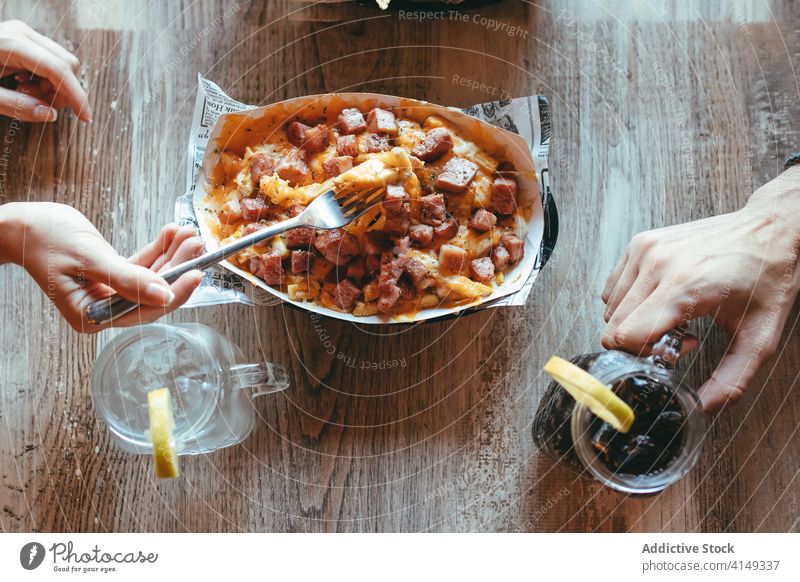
[544,356,635,433]
[147,388,180,479]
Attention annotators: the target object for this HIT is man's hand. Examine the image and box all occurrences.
[602,167,800,412]
[0,19,91,122]
[0,202,205,332]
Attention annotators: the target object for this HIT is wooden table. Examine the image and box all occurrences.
[1,0,798,533]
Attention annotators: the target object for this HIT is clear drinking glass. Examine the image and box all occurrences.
[532,329,707,495]
[91,323,289,455]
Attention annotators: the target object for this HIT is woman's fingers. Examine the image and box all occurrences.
[20,25,80,73]
[81,246,176,307]
[108,270,205,328]
[151,226,200,272]
[0,85,56,121]
[0,35,91,121]
[157,234,205,273]
[128,224,180,266]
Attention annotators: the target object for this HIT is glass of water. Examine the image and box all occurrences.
[91,323,289,455]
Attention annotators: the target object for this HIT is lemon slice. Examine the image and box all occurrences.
[544,356,635,433]
[147,388,180,479]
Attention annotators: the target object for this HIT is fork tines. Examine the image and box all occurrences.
[336,185,386,217]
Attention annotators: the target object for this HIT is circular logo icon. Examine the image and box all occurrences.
[20,542,46,570]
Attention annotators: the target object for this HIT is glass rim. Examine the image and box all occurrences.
[570,367,707,495]
[90,323,222,449]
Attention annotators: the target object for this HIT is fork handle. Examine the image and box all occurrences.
[85,216,303,325]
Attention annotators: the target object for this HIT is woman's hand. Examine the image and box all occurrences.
[0,19,91,122]
[0,202,205,332]
[602,167,800,412]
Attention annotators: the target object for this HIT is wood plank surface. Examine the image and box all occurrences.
[0,0,798,532]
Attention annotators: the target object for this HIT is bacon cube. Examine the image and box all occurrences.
[290,250,312,274]
[241,197,270,221]
[409,224,434,247]
[323,155,354,178]
[383,184,409,214]
[250,252,284,285]
[419,193,447,226]
[404,259,428,284]
[249,153,275,185]
[346,256,367,281]
[243,222,269,248]
[336,134,359,157]
[285,226,315,249]
[492,176,518,214]
[366,107,398,136]
[435,157,478,193]
[470,257,495,282]
[364,230,390,255]
[377,285,401,313]
[331,279,362,312]
[337,108,367,135]
[302,124,330,153]
[276,155,311,185]
[383,209,410,237]
[501,234,525,263]
[468,209,497,232]
[361,133,391,153]
[433,217,458,240]
[314,229,360,265]
[287,121,310,148]
[491,245,510,270]
[288,122,329,153]
[411,127,454,162]
[217,199,242,224]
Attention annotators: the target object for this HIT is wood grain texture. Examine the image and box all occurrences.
[0,0,798,532]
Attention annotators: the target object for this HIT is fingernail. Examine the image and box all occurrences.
[146,281,175,305]
[191,237,206,256]
[191,270,205,287]
[35,106,57,122]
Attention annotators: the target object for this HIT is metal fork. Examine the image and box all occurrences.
[86,184,387,325]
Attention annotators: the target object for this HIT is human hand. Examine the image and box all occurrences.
[0,19,91,122]
[0,202,205,333]
[601,168,800,411]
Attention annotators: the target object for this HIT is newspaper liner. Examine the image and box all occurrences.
[175,76,554,322]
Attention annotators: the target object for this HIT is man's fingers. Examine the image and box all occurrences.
[1,36,91,121]
[605,274,658,331]
[602,285,697,352]
[0,85,56,121]
[603,261,638,321]
[602,250,628,303]
[21,25,81,73]
[109,270,205,328]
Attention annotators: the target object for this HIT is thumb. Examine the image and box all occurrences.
[0,86,58,122]
[697,335,767,412]
[82,249,175,306]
